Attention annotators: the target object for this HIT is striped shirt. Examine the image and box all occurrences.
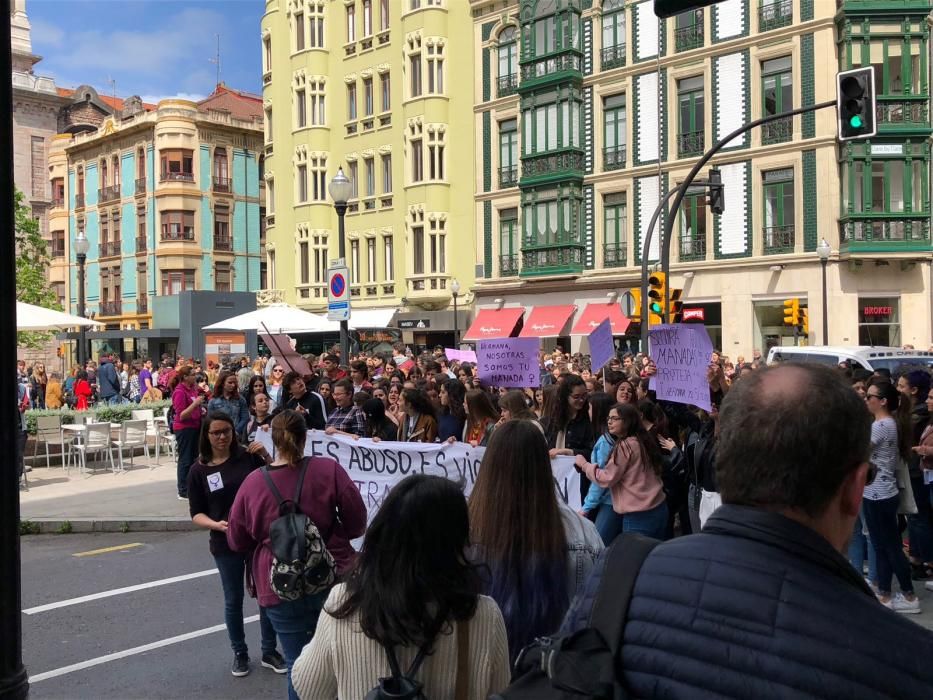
[864,417,900,501]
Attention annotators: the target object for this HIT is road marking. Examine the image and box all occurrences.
[23,569,218,615]
[30,615,260,683]
[72,543,145,558]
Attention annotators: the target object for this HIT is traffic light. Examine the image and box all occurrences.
[654,0,726,18]
[629,288,642,324]
[800,308,810,337]
[837,67,876,141]
[783,298,800,327]
[648,272,667,324]
[707,169,724,215]
[669,288,684,323]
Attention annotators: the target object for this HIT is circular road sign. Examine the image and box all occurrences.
[330,272,346,298]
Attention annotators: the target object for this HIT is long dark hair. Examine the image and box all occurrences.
[169,366,191,393]
[212,370,238,399]
[469,420,569,661]
[588,391,615,437]
[243,374,267,404]
[547,374,587,431]
[465,389,499,428]
[613,402,663,476]
[331,474,480,646]
[869,379,912,461]
[361,398,393,438]
[440,378,466,420]
[198,411,238,463]
[402,388,436,419]
[499,390,536,421]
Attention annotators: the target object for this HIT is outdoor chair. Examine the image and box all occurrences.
[112,420,149,472]
[31,415,73,470]
[130,409,157,459]
[74,422,115,475]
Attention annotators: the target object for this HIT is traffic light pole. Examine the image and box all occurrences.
[651,100,837,330]
[639,187,683,352]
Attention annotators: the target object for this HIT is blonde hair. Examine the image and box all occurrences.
[271,409,307,465]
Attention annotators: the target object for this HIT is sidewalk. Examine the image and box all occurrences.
[18,450,195,533]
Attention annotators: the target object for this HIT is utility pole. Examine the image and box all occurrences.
[209,34,222,86]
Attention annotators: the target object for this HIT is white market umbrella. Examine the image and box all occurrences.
[16,301,103,331]
[202,303,337,334]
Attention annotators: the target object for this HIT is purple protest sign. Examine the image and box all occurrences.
[445,348,477,364]
[476,337,540,388]
[648,324,713,411]
[588,318,615,372]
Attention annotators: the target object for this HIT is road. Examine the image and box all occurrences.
[21,531,282,700]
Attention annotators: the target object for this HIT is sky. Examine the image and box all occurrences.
[26,0,263,103]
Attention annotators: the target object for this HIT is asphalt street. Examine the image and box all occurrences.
[21,531,283,700]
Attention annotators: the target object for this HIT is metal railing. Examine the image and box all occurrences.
[100,300,122,316]
[51,246,65,258]
[98,184,121,203]
[51,196,65,209]
[759,0,792,32]
[499,254,519,277]
[601,44,626,71]
[678,130,704,158]
[679,236,707,261]
[521,150,585,178]
[520,52,582,82]
[603,145,626,171]
[213,235,232,251]
[520,243,585,272]
[761,116,793,144]
[762,225,795,254]
[499,165,519,188]
[136,235,147,253]
[841,216,931,245]
[135,177,146,195]
[603,242,627,268]
[160,228,195,242]
[160,171,195,183]
[212,176,231,193]
[675,22,703,52]
[98,241,121,257]
[497,74,519,98]
[137,296,148,313]
[877,99,929,126]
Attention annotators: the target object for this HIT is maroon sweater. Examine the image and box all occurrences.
[226,456,367,607]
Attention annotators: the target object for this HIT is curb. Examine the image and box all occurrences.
[24,518,198,534]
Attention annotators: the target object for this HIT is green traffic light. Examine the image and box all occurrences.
[849,115,863,129]
[649,303,663,314]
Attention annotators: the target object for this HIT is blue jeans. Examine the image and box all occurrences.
[863,495,914,596]
[848,510,878,583]
[175,427,200,497]
[622,500,669,540]
[214,552,277,656]
[594,503,625,546]
[107,395,127,405]
[263,592,327,700]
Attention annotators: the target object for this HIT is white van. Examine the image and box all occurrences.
[766,346,933,373]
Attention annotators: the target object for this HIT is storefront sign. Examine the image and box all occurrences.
[863,306,893,317]
[683,308,705,321]
[871,144,903,156]
[398,319,431,329]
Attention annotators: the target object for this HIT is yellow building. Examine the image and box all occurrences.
[261,0,476,349]
[471,0,933,355]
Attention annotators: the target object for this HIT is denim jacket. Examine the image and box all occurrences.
[207,396,250,435]
[582,432,616,513]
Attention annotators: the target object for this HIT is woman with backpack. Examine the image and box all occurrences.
[187,412,285,678]
[226,409,367,700]
[291,474,510,699]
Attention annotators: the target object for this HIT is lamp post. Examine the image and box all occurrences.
[451,279,461,348]
[817,238,831,345]
[328,167,353,364]
[74,228,90,366]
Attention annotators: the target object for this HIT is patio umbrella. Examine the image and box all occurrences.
[16,301,103,331]
[201,303,338,334]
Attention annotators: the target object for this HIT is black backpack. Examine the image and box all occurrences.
[490,534,660,700]
[364,613,456,700]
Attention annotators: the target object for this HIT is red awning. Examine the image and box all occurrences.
[518,305,577,338]
[570,303,631,336]
[462,307,525,341]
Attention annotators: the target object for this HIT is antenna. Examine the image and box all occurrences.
[107,75,117,109]
[208,34,222,87]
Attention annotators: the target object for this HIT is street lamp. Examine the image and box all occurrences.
[451,279,461,347]
[817,238,831,345]
[328,167,353,364]
[74,228,90,366]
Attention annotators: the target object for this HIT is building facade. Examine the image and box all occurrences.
[49,89,265,360]
[260,0,475,348]
[471,0,933,355]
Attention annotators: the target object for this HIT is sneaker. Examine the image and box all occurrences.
[231,653,250,677]
[177,494,188,500]
[890,592,921,615]
[925,580,933,592]
[261,651,287,674]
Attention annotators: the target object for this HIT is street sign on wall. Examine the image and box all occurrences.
[327,264,350,322]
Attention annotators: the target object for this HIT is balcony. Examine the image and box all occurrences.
[160,171,195,183]
[497,74,519,98]
[51,246,65,259]
[407,274,450,301]
[521,242,585,277]
[603,145,626,172]
[601,44,626,71]
[213,235,232,251]
[212,176,231,193]
[99,300,122,317]
[499,165,519,188]
[519,51,582,91]
[678,131,704,158]
[135,177,146,196]
[762,225,795,254]
[840,215,931,252]
[98,184,121,204]
[499,254,519,277]
[521,150,584,184]
[136,235,147,253]
[761,116,793,145]
[759,0,792,32]
[75,193,85,209]
[876,98,930,129]
[137,296,148,313]
[51,196,65,209]
[679,236,707,262]
[675,22,704,52]
[98,241,121,258]
[603,242,626,268]
[161,228,195,242]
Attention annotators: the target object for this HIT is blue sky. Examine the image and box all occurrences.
[27,0,263,103]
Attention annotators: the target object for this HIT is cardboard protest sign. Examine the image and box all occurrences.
[476,337,539,387]
[588,318,615,372]
[259,331,313,377]
[648,324,713,411]
[445,348,478,363]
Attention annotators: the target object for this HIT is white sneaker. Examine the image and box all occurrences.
[890,592,921,615]
[925,580,933,592]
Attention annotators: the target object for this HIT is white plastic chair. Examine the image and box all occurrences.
[112,419,149,471]
[31,415,73,470]
[74,422,115,475]
[130,409,157,459]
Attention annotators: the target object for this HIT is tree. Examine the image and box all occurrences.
[15,186,58,349]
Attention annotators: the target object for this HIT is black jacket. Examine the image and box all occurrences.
[97,360,121,399]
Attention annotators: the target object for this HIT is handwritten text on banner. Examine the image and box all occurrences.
[648,324,713,411]
[476,337,540,388]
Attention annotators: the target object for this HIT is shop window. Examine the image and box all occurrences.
[859,297,900,346]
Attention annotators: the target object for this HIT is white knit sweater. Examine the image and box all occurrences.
[292,584,511,700]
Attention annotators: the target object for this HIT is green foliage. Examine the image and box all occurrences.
[19,520,40,535]
[14,186,58,349]
[120,521,131,534]
[56,521,73,535]
[24,400,171,434]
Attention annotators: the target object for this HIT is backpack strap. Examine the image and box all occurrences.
[260,459,309,515]
[588,533,660,658]
[292,457,309,506]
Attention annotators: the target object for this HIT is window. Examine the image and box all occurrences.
[112,210,121,242]
[214,208,230,248]
[346,4,355,42]
[264,36,272,72]
[412,224,424,274]
[351,240,361,282]
[296,88,307,127]
[310,80,326,125]
[213,145,229,180]
[761,56,792,144]
[428,129,445,180]
[384,235,394,280]
[380,0,389,31]
[297,164,308,203]
[526,0,580,60]
[674,9,704,52]
[410,52,422,97]
[161,270,195,296]
[77,167,85,196]
[499,119,518,187]
[299,241,310,285]
[294,11,305,51]
[214,263,231,292]
[521,185,584,253]
[601,0,625,69]
[603,93,626,170]
[363,77,374,116]
[309,4,325,47]
[411,0,421,8]
[265,107,273,142]
[759,0,792,32]
[428,219,446,274]
[679,192,707,261]
[362,0,372,36]
[101,158,108,187]
[382,154,392,192]
[762,168,795,253]
[677,76,704,158]
[367,238,377,282]
[347,82,357,120]
[136,148,145,180]
[268,178,275,214]
[603,192,627,267]
[100,213,109,244]
[51,229,65,257]
[160,149,194,180]
[137,205,146,247]
[411,137,423,182]
[497,26,518,96]
[522,90,582,156]
[161,210,195,241]
[365,157,375,197]
[427,44,444,94]
[499,208,519,276]
[381,74,391,111]
[853,38,924,97]
[311,156,327,201]
[348,161,359,198]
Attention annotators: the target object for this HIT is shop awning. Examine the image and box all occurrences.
[462,307,525,341]
[570,303,632,336]
[518,305,576,338]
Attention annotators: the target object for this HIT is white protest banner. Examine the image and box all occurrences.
[588,318,615,372]
[254,430,581,531]
[648,324,713,411]
[476,337,539,387]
